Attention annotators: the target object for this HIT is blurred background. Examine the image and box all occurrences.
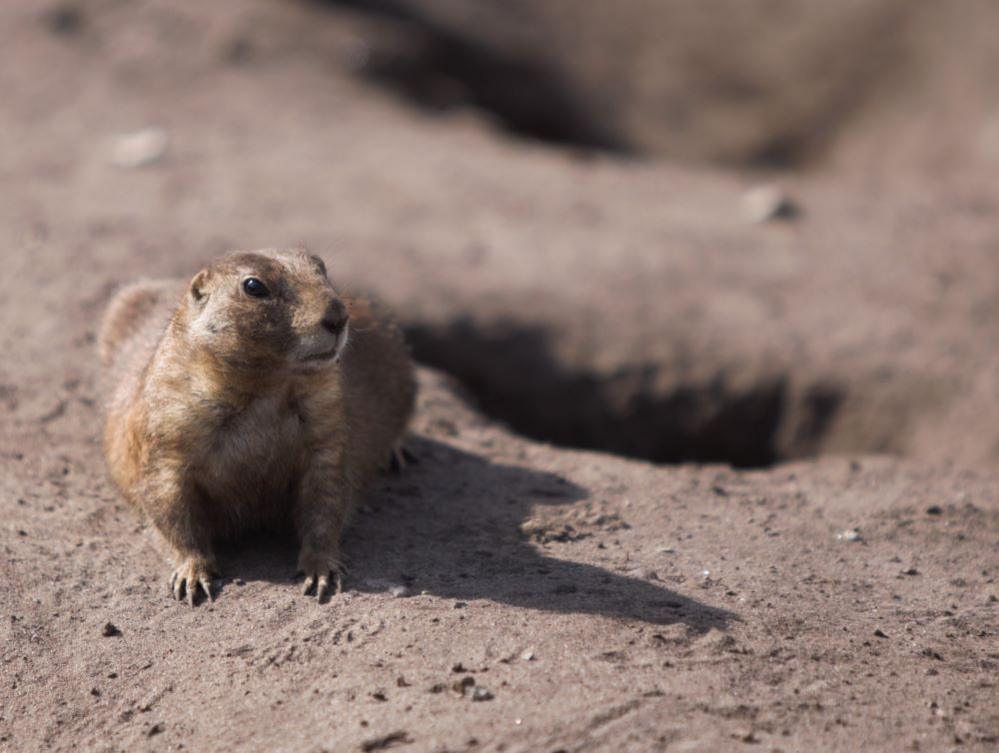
[5,0,998,469]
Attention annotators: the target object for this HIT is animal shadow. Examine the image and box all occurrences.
[340,436,734,629]
[218,436,734,630]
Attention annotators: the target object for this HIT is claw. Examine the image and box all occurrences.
[172,572,184,601]
[302,574,316,595]
[388,441,416,474]
[187,582,195,608]
[317,574,330,601]
[199,577,213,602]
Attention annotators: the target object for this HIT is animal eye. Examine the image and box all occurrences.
[242,277,269,298]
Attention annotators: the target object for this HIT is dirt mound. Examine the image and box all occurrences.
[336,0,999,170]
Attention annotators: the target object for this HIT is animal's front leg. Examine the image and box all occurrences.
[141,468,219,607]
[295,448,353,601]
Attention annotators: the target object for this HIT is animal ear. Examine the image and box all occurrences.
[189,269,211,303]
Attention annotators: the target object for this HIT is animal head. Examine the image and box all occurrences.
[182,248,349,372]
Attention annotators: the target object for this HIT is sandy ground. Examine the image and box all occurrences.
[2,1,998,751]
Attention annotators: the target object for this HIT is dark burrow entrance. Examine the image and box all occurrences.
[404,322,844,470]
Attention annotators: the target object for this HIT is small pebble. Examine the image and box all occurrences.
[837,529,863,542]
[44,4,83,35]
[926,505,943,516]
[740,184,800,223]
[874,628,888,639]
[471,687,494,702]
[520,649,535,662]
[109,127,169,168]
[102,622,122,637]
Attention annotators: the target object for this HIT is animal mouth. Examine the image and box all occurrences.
[301,346,338,363]
[299,325,349,365]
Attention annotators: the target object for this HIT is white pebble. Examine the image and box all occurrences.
[837,528,863,542]
[740,184,798,223]
[109,127,169,168]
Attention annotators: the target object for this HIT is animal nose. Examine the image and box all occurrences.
[321,300,349,334]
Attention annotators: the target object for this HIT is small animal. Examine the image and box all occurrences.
[98,248,416,605]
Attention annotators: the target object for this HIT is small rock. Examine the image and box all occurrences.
[146,723,164,737]
[452,676,475,695]
[102,622,122,637]
[388,584,410,598]
[520,649,535,662]
[740,184,800,223]
[926,505,943,516]
[902,568,920,576]
[44,4,83,35]
[471,687,494,702]
[109,127,169,168]
[837,529,863,542]
[874,628,888,639]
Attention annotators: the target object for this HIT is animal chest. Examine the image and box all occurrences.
[201,392,310,512]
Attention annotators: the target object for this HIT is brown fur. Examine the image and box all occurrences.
[99,249,416,604]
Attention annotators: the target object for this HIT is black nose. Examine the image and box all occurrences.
[321,300,349,334]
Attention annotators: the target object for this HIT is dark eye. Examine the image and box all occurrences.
[242,277,269,298]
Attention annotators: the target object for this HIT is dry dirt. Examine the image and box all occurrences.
[2,1,998,752]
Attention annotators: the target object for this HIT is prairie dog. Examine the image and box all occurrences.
[99,249,416,604]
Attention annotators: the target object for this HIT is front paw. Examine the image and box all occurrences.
[169,556,217,607]
[297,548,347,601]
